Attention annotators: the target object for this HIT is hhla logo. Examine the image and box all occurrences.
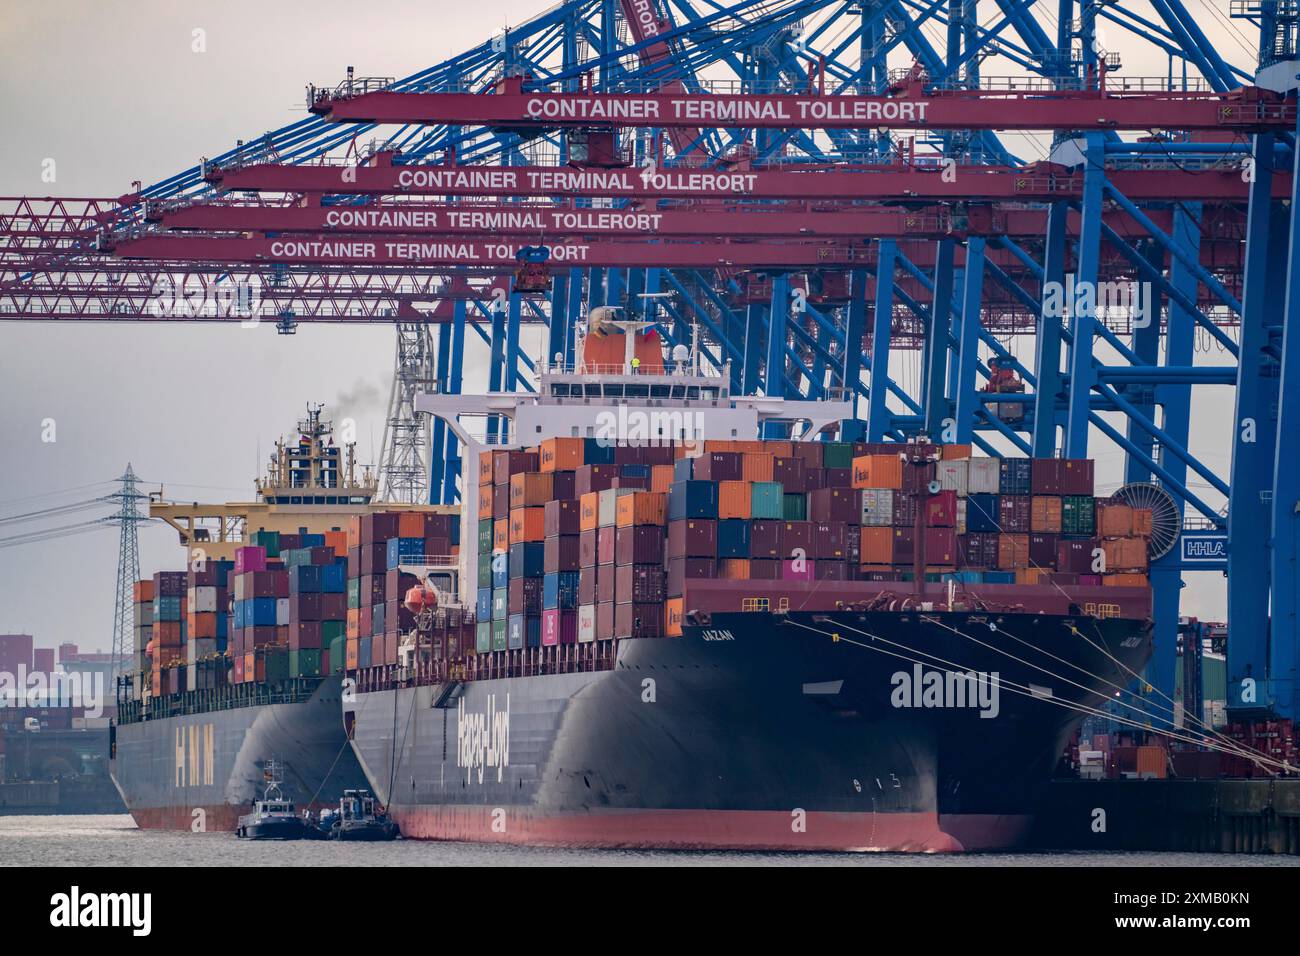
[457,693,510,785]
[49,887,151,936]
[890,664,1001,719]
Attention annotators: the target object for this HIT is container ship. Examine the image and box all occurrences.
[110,405,439,830]
[341,314,1155,852]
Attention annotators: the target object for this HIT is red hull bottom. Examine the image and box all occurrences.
[389,805,1036,853]
[127,802,334,833]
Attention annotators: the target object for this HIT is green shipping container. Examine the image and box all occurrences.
[478,519,493,555]
[750,482,785,519]
[290,649,322,678]
[491,619,508,652]
[329,635,345,674]
[321,620,346,643]
[477,559,493,589]
[1062,496,1096,535]
[475,621,492,654]
[252,530,281,558]
[347,577,361,609]
[492,588,508,621]
[782,493,807,521]
[262,648,289,681]
[822,442,854,470]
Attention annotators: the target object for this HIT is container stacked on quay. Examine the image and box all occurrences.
[342,319,1155,852]
[111,405,391,830]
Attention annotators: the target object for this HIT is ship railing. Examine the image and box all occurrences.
[350,644,618,691]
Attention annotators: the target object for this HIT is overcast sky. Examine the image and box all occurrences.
[0,0,1244,652]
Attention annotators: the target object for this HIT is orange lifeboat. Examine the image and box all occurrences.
[404,585,439,615]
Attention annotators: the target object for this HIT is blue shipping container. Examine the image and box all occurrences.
[507,613,542,649]
[476,587,492,621]
[668,480,719,520]
[543,571,581,609]
[509,541,546,578]
[289,564,321,593]
[966,494,1001,533]
[320,562,346,593]
[717,519,752,558]
[250,597,278,626]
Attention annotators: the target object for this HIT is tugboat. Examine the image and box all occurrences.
[235,760,324,840]
[319,789,400,842]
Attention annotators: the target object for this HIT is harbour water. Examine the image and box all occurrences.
[4,815,1297,867]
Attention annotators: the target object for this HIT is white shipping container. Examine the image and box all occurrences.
[937,459,969,496]
[233,575,246,602]
[597,487,636,527]
[967,457,1001,494]
[956,498,967,535]
[860,488,895,526]
[276,598,290,626]
[577,604,597,643]
[192,586,218,613]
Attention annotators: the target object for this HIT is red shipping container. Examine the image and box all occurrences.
[596,602,615,640]
[668,519,718,558]
[541,608,578,646]
[998,495,1031,532]
[781,521,812,557]
[694,452,744,482]
[597,569,615,604]
[892,528,916,566]
[508,577,545,614]
[615,525,665,565]
[543,499,582,537]
[782,559,815,582]
[924,490,958,528]
[900,460,936,494]
[772,457,808,493]
[1029,532,1060,568]
[578,566,598,605]
[792,442,824,469]
[579,529,599,568]
[811,522,847,560]
[809,488,859,524]
[494,450,539,486]
[597,525,616,564]
[290,621,322,650]
[750,520,782,558]
[543,534,581,573]
[814,560,846,581]
[749,559,782,580]
[1031,458,1065,495]
[615,602,663,638]
[824,467,852,488]
[616,565,666,603]
[667,557,716,596]
[574,463,619,497]
[922,527,957,565]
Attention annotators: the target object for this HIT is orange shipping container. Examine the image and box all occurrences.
[478,451,494,486]
[1016,567,1052,586]
[741,452,775,483]
[1031,496,1063,533]
[1102,538,1148,571]
[493,518,510,553]
[345,639,359,670]
[348,515,363,548]
[324,530,348,557]
[1096,503,1133,538]
[346,608,361,640]
[718,480,752,519]
[398,512,426,538]
[540,437,584,473]
[189,612,217,639]
[1132,508,1153,536]
[132,580,155,603]
[718,559,751,580]
[940,444,973,460]
[852,454,903,490]
[997,534,1031,570]
[579,492,601,531]
[1103,572,1150,588]
[616,491,667,527]
[510,472,555,508]
[650,464,675,494]
[665,598,685,637]
[1136,745,1166,778]
[860,527,895,566]
[478,485,494,520]
[510,507,546,542]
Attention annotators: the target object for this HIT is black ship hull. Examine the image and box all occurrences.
[345,609,1152,851]
[110,675,369,831]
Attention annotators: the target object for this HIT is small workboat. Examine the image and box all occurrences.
[318,789,400,842]
[235,760,325,841]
